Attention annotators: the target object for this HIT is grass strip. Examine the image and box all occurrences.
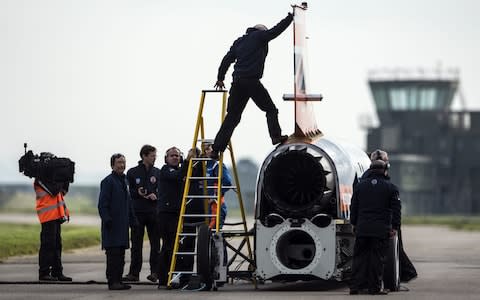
[0,223,100,261]
[403,215,480,231]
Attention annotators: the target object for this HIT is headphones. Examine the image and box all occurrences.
[164,147,184,164]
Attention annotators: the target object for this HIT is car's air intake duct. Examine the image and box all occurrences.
[263,149,333,217]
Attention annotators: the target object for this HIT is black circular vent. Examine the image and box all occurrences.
[276,230,316,269]
[263,150,326,216]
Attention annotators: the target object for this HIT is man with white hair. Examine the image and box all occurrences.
[210,12,294,159]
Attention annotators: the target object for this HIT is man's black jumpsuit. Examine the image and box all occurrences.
[350,168,401,293]
[212,13,293,152]
[126,162,161,278]
[156,161,189,286]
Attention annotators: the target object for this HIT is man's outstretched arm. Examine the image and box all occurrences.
[261,13,293,42]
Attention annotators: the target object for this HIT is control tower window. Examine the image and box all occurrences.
[372,87,389,110]
[419,88,436,110]
[390,87,408,110]
[369,80,458,113]
[389,86,439,110]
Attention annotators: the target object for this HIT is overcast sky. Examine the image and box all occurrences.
[1,0,479,184]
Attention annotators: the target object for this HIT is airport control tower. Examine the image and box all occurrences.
[366,68,480,215]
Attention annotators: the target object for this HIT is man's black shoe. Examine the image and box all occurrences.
[158,278,167,289]
[272,135,288,145]
[350,288,369,295]
[39,275,58,281]
[122,274,139,282]
[54,274,73,281]
[369,289,389,295]
[146,273,158,283]
[109,282,131,290]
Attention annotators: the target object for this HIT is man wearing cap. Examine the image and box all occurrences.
[210,12,294,159]
[349,149,401,295]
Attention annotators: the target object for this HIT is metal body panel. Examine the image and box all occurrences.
[255,219,336,280]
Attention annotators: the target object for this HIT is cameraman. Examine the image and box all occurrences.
[34,179,72,282]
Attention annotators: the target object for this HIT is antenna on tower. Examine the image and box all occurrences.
[457,84,467,111]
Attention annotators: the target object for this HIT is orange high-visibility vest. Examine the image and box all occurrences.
[208,196,225,229]
[34,182,70,224]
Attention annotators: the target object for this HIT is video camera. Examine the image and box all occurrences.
[19,143,75,184]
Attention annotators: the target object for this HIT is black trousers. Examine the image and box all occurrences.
[157,212,179,285]
[128,212,159,276]
[105,247,126,285]
[39,219,63,276]
[213,78,282,152]
[350,237,389,292]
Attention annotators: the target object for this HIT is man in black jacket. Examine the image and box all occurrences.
[123,145,161,283]
[210,12,294,159]
[156,146,197,287]
[98,153,136,290]
[350,149,401,295]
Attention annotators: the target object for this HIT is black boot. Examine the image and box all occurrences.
[271,135,288,145]
[39,274,58,281]
[54,274,72,281]
[109,282,132,290]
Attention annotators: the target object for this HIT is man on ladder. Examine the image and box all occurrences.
[203,142,232,229]
[210,11,294,159]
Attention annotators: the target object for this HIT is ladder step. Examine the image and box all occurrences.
[182,214,216,218]
[191,157,214,161]
[186,195,215,199]
[202,89,226,93]
[179,233,197,236]
[189,176,217,180]
[197,138,214,143]
[209,229,249,234]
[206,185,237,189]
[175,252,197,256]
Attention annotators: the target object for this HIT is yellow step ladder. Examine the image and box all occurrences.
[167,90,254,290]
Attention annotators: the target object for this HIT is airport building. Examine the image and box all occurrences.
[365,69,480,215]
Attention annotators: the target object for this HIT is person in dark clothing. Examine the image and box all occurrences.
[156,147,195,287]
[175,148,205,286]
[358,154,418,285]
[350,149,401,295]
[398,227,418,282]
[210,12,294,159]
[203,142,232,229]
[98,153,137,290]
[123,145,161,283]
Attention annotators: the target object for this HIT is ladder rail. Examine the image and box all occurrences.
[215,91,228,233]
[167,91,207,286]
[227,141,254,263]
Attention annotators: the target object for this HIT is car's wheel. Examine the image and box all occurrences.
[197,224,213,290]
[383,234,400,291]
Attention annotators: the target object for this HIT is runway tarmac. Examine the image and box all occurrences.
[1,225,480,299]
